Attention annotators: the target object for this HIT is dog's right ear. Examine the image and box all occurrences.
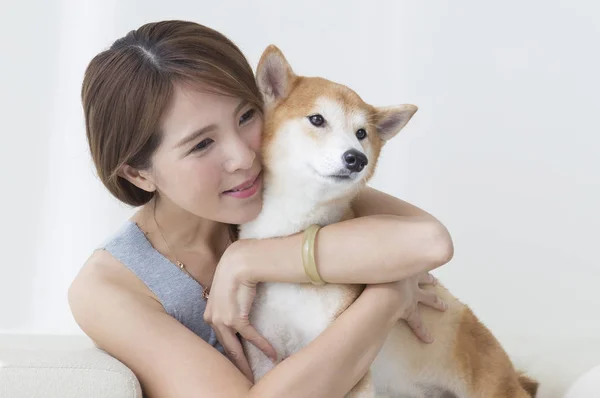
[256,45,296,107]
[374,104,418,141]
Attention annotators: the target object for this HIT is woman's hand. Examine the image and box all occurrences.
[365,272,447,343]
[203,240,277,382]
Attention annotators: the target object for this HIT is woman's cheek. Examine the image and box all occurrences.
[248,120,263,152]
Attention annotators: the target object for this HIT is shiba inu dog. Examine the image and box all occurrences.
[238,45,538,398]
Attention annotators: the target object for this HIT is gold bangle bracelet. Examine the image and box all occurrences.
[302,224,325,285]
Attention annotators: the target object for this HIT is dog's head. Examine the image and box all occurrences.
[256,45,417,200]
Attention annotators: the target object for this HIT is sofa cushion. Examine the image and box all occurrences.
[0,334,141,398]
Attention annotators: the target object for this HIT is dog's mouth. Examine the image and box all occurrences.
[311,167,358,183]
[328,172,354,181]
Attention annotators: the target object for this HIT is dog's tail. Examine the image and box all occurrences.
[518,372,540,397]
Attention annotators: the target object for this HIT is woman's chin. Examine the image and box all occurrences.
[223,196,264,226]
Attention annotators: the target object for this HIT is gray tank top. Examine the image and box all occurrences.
[101,220,225,354]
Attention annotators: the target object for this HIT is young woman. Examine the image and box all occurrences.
[68,20,454,398]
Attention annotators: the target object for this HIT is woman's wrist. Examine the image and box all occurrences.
[233,235,307,285]
[361,283,405,324]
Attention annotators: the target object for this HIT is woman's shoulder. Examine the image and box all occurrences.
[79,213,157,297]
[68,247,161,321]
[77,248,146,289]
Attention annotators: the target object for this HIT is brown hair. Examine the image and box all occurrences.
[81,20,263,206]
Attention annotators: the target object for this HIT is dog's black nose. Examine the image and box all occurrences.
[343,150,368,173]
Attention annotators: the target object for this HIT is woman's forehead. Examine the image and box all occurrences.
[160,84,242,144]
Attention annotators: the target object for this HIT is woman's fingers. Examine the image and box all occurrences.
[238,324,278,363]
[419,290,448,312]
[417,272,437,286]
[404,309,433,343]
[214,326,254,383]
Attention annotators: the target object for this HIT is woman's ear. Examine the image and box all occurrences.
[118,164,157,193]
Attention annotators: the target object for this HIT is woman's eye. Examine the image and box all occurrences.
[240,108,256,125]
[193,138,214,152]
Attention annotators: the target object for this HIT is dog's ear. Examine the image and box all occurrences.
[374,104,418,141]
[256,45,297,107]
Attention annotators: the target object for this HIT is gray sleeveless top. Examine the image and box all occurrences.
[101,220,225,354]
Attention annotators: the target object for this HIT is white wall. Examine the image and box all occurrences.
[2,0,598,350]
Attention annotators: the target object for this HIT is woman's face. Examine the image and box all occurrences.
[146,83,264,224]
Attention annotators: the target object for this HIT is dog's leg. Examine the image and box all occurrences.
[344,370,376,398]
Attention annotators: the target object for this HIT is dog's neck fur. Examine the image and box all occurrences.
[239,170,359,240]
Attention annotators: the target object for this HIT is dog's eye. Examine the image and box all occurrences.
[356,129,367,140]
[308,114,325,127]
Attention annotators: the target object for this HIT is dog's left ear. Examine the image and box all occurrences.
[256,45,297,107]
[375,104,418,141]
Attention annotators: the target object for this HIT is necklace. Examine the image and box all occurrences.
[152,200,210,300]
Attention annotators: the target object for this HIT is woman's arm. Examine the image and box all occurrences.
[205,192,452,372]
[351,186,442,220]
[238,213,451,286]
[68,252,433,398]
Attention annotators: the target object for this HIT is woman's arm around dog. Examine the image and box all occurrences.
[230,186,453,286]
[69,250,441,398]
[205,189,452,378]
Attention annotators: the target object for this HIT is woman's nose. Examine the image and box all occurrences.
[223,135,256,173]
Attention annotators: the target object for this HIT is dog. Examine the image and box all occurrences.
[238,44,538,398]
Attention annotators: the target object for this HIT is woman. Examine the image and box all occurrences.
[68,20,454,397]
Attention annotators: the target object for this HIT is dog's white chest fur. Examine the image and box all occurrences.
[238,182,356,380]
[250,282,348,359]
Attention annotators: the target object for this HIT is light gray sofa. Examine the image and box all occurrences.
[0,335,141,398]
[1,333,599,397]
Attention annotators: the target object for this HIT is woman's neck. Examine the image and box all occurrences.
[134,196,230,260]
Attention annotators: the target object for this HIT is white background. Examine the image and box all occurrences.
[2,0,598,361]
